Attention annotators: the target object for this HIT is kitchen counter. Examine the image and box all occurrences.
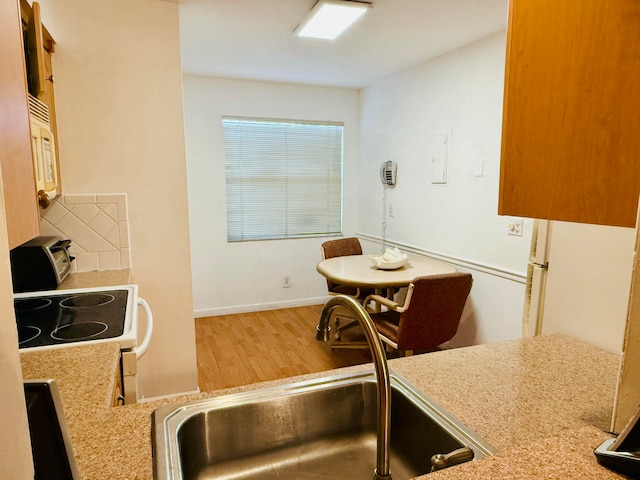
[58,269,133,289]
[20,334,625,479]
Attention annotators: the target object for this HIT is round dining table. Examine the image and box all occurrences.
[316,254,457,290]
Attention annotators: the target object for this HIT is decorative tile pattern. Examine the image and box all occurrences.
[40,194,132,272]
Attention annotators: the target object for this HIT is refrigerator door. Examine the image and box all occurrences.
[522,220,552,337]
[530,219,552,266]
[523,264,548,337]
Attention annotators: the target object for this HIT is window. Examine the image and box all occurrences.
[222,116,344,241]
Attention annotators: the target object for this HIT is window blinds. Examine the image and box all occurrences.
[223,117,344,241]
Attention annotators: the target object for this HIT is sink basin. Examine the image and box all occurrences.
[152,371,493,479]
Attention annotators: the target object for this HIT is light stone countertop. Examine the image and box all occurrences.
[58,269,133,289]
[20,334,626,479]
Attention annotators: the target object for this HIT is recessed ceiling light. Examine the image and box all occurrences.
[294,0,372,40]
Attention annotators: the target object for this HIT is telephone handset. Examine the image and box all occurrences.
[380,161,397,187]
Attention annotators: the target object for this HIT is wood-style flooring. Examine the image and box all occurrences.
[195,304,372,392]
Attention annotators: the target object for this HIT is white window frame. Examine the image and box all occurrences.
[222,116,344,242]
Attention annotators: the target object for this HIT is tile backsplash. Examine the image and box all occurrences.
[40,194,132,273]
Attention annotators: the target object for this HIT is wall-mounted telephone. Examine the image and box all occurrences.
[380,161,397,187]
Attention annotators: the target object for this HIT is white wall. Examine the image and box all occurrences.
[183,76,361,315]
[184,33,530,346]
[357,31,532,346]
[183,27,633,355]
[37,0,198,398]
[542,221,635,353]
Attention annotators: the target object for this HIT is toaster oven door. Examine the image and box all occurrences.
[46,239,72,284]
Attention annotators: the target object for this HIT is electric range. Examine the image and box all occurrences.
[14,285,138,351]
[14,285,154,404]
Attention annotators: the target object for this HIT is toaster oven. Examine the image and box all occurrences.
[9,236,73,292]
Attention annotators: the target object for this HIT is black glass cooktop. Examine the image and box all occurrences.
[15,290,128,348]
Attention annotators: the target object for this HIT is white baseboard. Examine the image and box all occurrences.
[194,296,329,318]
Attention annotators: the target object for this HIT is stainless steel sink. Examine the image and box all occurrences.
[152,371,493,480]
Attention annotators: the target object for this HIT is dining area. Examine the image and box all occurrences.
[316,237,473,356]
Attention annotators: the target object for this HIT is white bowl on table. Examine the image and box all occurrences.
[368,254,409,270]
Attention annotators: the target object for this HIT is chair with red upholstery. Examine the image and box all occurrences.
[366,272,472,356]
[321,237,366,298]
[321,237,373,348]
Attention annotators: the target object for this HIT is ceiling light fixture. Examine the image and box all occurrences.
[294,0,372,40]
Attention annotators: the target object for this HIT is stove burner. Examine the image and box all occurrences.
[18,325,41,345]
[60,294,115,309]
[51,321,109,341]
[15,298,52,313]
[15,289,129,348]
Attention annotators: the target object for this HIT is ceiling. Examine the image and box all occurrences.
[178,0,509,89]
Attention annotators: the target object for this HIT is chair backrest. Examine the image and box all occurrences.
[321,237,363,260]
[396,272,472,350]
[321,238,363,292]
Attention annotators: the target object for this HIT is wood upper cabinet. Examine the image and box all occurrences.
[499,0,640,228]
[0,0,40,249]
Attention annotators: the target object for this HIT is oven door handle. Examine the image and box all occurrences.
[133,297,153,359]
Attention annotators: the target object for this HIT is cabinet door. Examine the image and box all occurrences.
[499,0,640,227]
[25,1,62,196]
[0,0,40,249]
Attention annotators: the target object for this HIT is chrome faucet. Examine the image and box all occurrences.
[316,295,392,480]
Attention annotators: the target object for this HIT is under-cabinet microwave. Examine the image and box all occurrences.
[28,94,59,207]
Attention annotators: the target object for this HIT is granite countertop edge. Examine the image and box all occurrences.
[20,334,625,479]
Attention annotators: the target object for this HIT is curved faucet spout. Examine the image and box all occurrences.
[317,295,392,480]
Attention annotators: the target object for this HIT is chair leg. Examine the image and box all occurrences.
[330,315,368,350]
[335,319,359,340]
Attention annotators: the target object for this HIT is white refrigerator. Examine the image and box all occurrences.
[520,213,639,433]
[522,220,552,337]
[524,219,635,350]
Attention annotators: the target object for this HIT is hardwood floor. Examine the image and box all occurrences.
[195,304,372,392]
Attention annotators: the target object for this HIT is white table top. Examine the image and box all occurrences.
[316,254,457,289]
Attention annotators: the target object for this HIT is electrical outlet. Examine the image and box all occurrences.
[282,275,292,288]
[507,218,523,237]
[388,202,394,217]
